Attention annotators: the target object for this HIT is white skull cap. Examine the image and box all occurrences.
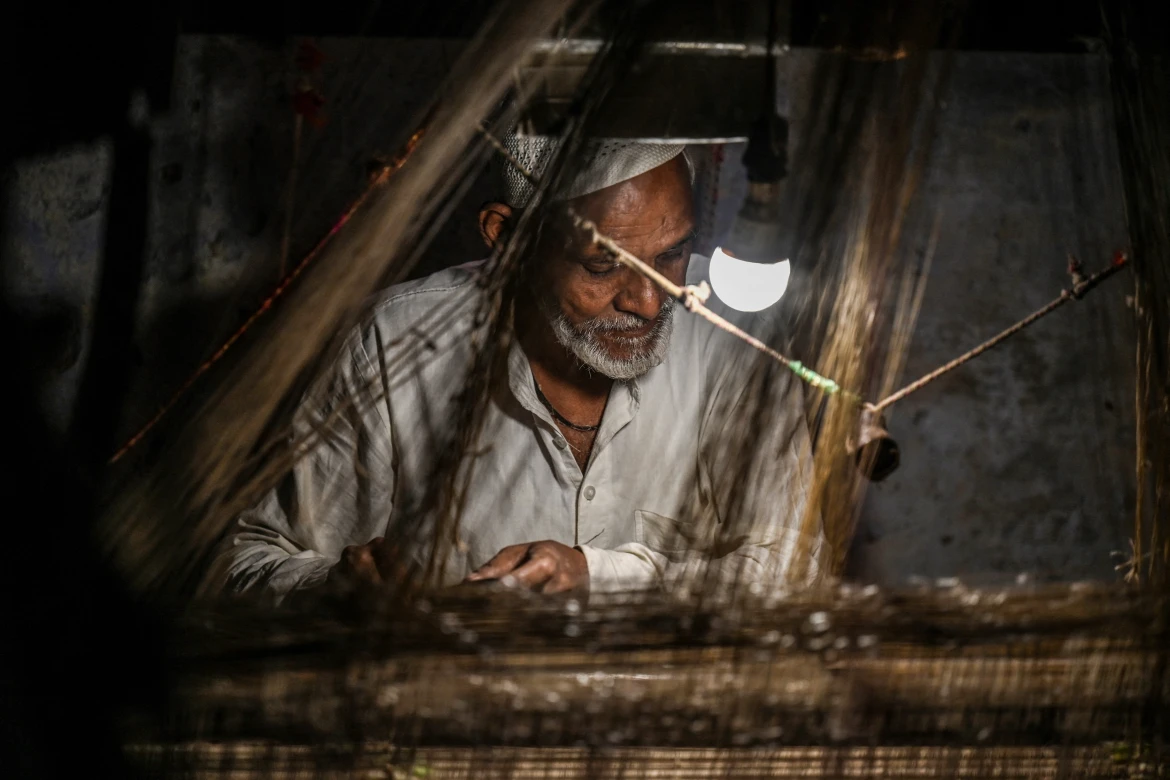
[502,133,686,208]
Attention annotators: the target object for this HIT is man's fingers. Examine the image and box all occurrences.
[466,544,530,581]
[465,541,587,594]
[344,545,377,575]
[505,552,556,590]
[332,543,384,588]
[368,537,406,583]
[542,573,575,595]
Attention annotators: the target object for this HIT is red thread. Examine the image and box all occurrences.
[295,40,326,73]
[292,86,327,128]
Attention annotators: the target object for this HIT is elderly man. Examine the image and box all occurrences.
[213,138,820,603]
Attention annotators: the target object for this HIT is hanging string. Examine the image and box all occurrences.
[278,115,304,280]
[866,251,1130,413]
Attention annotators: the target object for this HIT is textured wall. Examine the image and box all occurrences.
[0,39,1134,585]
[2,142,110,436]
[839,54,1134,585]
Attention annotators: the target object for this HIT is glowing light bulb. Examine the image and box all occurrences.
[708,247,791,312]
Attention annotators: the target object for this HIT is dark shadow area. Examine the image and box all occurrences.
[2,12,176,776]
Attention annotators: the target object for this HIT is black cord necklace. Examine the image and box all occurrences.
[533,379,601,433]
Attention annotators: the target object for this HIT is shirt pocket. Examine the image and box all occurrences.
[636,508,750,562]
[635,509,696,559]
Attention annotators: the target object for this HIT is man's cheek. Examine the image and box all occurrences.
[562,280,616,321]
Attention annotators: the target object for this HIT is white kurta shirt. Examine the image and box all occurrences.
[212,255,822,602]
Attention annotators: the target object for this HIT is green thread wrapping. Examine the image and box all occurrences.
[787,360,840,394]
[785,361,863,403]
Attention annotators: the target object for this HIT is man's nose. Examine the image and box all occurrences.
[613,267,666,321]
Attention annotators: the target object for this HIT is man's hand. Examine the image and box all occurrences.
[465,540,589,595]
[325,537,407,592]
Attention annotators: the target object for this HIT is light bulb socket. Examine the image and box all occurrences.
[721,114,790,266]
[724,183,785,265]
[742,114,789,183]
[724,113,789,265]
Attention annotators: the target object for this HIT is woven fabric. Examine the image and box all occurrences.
[503,134,685,207]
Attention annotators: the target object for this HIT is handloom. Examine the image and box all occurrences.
[90,0,1168,777]
[126,584,1165,778]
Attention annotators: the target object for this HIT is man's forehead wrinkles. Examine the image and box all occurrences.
[597,222,669,240]
[568,217,694,258]
[594,212,687,236]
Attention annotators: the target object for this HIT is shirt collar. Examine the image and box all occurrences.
[507,338,642,449]
[507,338,545,420]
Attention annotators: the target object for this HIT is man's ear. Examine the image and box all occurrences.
[478,202,514,250]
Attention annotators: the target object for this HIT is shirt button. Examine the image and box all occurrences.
[553,436,567,450]
[583,486,596,501]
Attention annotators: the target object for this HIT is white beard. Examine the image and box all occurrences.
[536,297,676,381]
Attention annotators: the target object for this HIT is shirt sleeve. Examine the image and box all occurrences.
[575,543,661,594]
[203,330,396,604]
